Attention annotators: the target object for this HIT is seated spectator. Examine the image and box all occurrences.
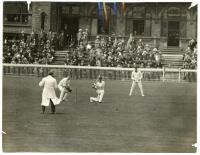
[77,28,83,46]
[3,29,56,65]
[182,39,197,69]
[6,31,192,70]
[95,36,101,48]
[188,38,197,51]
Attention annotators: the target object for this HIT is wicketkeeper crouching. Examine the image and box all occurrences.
[90,76,105,103]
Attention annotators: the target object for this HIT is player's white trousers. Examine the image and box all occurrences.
[129,81,144,96]
[91,90,104,102]
[58,86,68,101]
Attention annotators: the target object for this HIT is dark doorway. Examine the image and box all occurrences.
[133,20,144,36]
[41,12,47,30]
[167,21,180,47]
[61,17,79,47]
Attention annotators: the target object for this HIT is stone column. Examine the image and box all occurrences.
[31,2,51,33]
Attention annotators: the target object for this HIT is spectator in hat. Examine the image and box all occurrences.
[77,28,83,45]
[95,35,101,48]
[153,48,162,68]
[59,30,65,50]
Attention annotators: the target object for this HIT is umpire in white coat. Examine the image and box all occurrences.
[39,70,59,114]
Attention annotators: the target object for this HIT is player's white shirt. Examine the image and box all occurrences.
[131,70,143,82]
[90,80,105,103]
[58,77,70,90]
[95,81,105,91]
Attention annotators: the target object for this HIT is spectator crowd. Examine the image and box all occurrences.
[3,29,162,68]
[3,29,89,65]
[3,30,59,64]
[63,31,162,68]
[4,28,197,69]
[182,38,197,69]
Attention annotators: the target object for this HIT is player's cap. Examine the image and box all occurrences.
[63,71,70,77]
[98,76,103,80]
[48,70,54,76]
[134,66,138,71]
[153,48,158,51]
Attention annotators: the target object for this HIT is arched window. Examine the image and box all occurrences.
[4,2,30,24]
[161,7,187,20]
[161,7,187,37]
[126,6,152,36]
[41,12,47,30]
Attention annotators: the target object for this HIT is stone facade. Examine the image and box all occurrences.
[31,2,51,32]
[3,2,197,50]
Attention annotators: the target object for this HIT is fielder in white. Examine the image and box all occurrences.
[90,76,105,103]
[58,75,71,104]
[129,67,145,96]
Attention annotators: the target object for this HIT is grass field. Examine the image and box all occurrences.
[2,76,197,152]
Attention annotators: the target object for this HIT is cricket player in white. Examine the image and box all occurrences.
[90,76,105,103]
[129,67,145,96]
[58,75,71,104]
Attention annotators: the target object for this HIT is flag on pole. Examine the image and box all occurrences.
[98,2,104,33]
[113,2,117,16]
[188,1,197,9]
[121,2,126,16]
[27,0,31,11]
[103,2,108,21]
[98,2,102,16]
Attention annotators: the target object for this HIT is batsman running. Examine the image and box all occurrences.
[129,67,145,96]
[58,74,72,104]
[90,75,105,103]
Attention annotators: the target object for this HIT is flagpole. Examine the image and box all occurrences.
[103,2,108,22]
[122,1,125,16]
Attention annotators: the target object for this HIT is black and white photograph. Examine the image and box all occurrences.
[1,0,198,153]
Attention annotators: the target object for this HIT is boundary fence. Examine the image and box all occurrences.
[3,63,197,82]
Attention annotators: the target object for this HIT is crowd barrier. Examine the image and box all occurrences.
[3,63,197,82]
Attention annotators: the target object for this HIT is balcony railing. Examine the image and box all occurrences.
[3,13,32,26]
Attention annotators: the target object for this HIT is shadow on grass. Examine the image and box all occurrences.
[41,112,67,115]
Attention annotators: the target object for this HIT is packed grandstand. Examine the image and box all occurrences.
[3,29,197,69]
